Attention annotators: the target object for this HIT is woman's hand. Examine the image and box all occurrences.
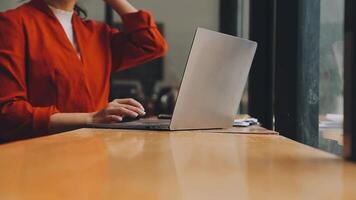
[89,98,146,123]
[103,0,138,16]
[49,98,145,134]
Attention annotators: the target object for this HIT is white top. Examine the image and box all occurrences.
[48,5,81,59]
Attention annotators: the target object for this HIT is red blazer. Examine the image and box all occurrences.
[0,0,168,141]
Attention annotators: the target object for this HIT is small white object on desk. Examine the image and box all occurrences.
[233,118,259,127]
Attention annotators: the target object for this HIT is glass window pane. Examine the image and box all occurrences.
[319,0,344,155]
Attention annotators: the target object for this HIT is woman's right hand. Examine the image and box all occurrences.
[102,0,138,16]
[89,98,146,124]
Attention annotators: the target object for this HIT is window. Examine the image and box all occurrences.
[319,0,344,155]
[272,0,345,155]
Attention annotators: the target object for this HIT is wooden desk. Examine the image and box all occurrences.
[0,128,356,200]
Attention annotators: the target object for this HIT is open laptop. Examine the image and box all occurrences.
[88,27,257,130]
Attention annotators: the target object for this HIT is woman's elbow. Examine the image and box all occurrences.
[152,38,169,58]
[138,34,168,60]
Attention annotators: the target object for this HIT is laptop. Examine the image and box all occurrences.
[88,27,257,131]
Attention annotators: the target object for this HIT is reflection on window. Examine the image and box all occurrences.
[319,0,344,155]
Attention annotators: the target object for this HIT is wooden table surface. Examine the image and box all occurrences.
[0,128,356,200]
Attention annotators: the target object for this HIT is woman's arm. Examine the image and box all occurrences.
[104,0,138,16]
[0,11,62,141]
[49,98,146,133]
[105,0,168,71]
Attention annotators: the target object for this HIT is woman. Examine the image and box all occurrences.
[0,0,168,141]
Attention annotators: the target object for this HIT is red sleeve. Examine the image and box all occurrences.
[110,10,168,71]
[0,12,59,141]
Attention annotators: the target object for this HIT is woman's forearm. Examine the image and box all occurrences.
[105,0,138,16]
[48,98,146,134]
[49,113,93,134]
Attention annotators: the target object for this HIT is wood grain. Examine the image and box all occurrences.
[0,128,355,200]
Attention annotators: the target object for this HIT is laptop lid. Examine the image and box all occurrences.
[169,27,257,130]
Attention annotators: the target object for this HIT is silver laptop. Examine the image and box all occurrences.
[88,27,257,130]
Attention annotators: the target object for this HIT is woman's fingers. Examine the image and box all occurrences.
[127,104,146,116]
[107,107,139,118]
[106,115,123,123]
[111,98,146,116]
[93,99,145,124]
[92,98,145,124]
[114,104,146,116]
[114,98,144,110]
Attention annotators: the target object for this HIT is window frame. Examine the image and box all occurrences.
[344,0,356,160]
[248,0,275,130]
